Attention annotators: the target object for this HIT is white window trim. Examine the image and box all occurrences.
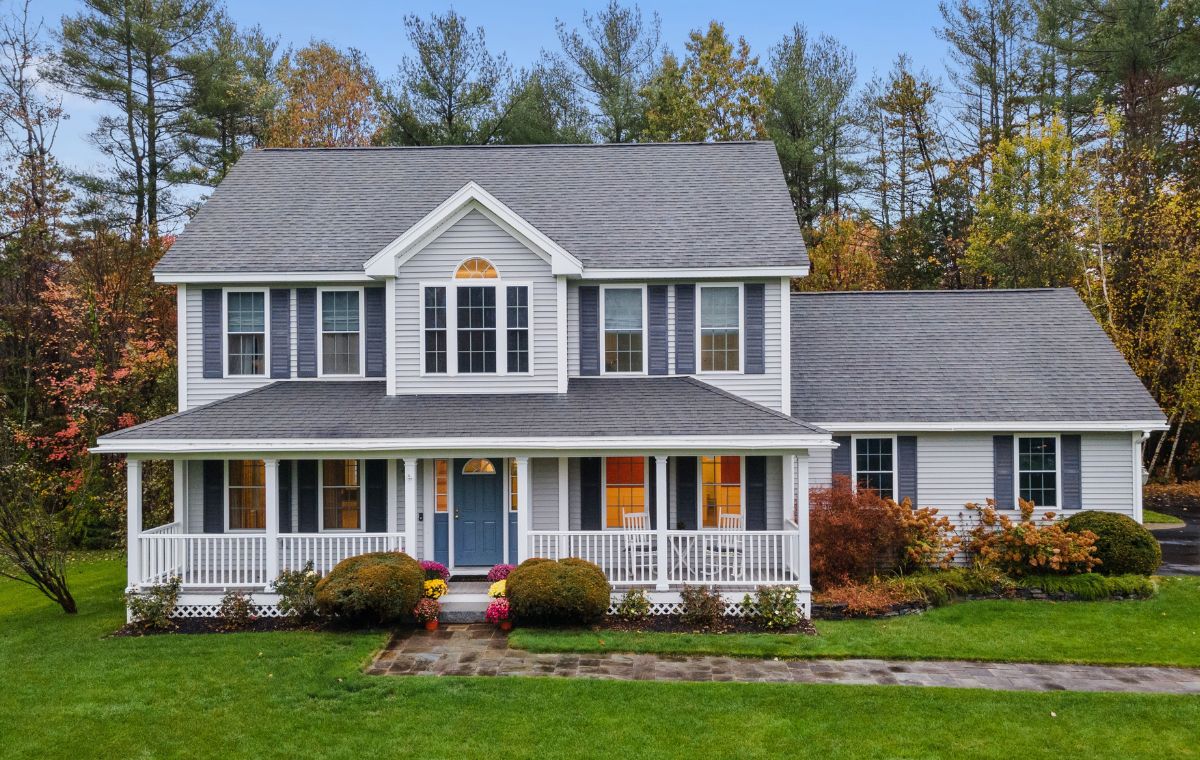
[452,255,502,280]
[418,278,535,378]
[696,454,746,531]
[601,455,650,530]
[224,459,266,533]
[507,458,519,514]
[695,282,745,375]
[600,284,648,376]
[222,287,270,379]
[1014,433,1062,510]
[850,434,899,501]
[318,458,366,533]
[317,286,366,378]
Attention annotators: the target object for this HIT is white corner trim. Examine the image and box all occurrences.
[176,284,187,412]
[155,271,376,284]
[556,276,568,392]
[364,181,584,277]
[779,277,791,415]
[816,420,1171,433]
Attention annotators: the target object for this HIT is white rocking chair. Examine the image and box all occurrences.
[621,512,654,582]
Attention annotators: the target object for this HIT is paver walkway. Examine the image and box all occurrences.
[368,624,1200,694]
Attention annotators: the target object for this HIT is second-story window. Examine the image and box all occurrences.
[424,287,448,373]
[457,285,496,373]
[699,285,741,372]
[320,290,361,375]
[603,287,644,373]
[506,286,529,373]
[226,290,266,376]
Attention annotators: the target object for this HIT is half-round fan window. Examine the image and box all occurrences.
[454,257,498,279]
[462,458,497,475]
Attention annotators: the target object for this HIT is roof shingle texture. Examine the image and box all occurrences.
[791,288,1164,424]
[156,142,808,274]
[101,377,824,442]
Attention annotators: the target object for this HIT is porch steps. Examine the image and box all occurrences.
[441,581,491,623]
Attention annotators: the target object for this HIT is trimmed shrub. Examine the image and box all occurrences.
[126,575,181,631]
[506,557,610,625]
[314,552,424,624]
[614,588,651,622]
[967,499,1100,575]
[1064,511,1162,576]
[742,586,801,630]
[679,585,724,629]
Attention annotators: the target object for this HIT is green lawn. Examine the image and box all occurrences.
[511,576,1200,667]
[1144,508,1186,525]
[3,557,1200,759]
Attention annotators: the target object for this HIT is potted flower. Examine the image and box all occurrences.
[420,560,450,582]
[487,579,506,599]
[486,597,511,631]
[487,563,514,582]
[423,578,448,599]
[414,598,441,631]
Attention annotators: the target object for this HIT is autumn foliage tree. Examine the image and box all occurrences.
[265,41,381,147]
[797,213,883,291]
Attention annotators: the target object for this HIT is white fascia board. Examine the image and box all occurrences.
[155,271,376,284]
[363,181,584,277]
[816,420,1171,433]
[581,265,809,280]
[94,434,836,456]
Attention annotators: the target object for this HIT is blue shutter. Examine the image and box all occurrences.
[365,459,387,531]
[364,287,386,378]
[201,289,223,379]
[278,460,292,533]
[202,460,224,533]
[743,283,765,374]
[898,436,918,505]
[270,289,291,379]
[674,284,695,374]
[1061,434,1082,509]
[508,512,518,564]
[647,285,668,375]
[675,456,697,529]
[296,288,317,378]
[993,435,1014,508]
[578,286,600,376]
[580,457,602,529]
[745,456,767,530]
[297,460,318,532]
[647,461,657,529]
[832,436,851,482]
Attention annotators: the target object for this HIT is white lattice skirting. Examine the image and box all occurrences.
[606,590,812,618]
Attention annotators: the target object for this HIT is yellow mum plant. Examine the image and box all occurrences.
[423,579,448,599]
[488,579,506,598]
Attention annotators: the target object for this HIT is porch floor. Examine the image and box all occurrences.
[370,625,1200,693]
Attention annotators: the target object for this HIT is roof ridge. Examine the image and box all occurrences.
[678,376,825,433]
[256,141,771,153]
[791,287,1073,297]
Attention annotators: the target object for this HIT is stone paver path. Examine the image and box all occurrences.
[368,624,1200,694]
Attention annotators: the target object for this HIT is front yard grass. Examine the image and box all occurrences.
[3,556,1200,759]
[510,576,1200,667]
[1143,508,1186,525]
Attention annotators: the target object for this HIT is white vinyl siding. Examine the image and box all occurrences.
[394,209,558,393]
[1081,433,1137,512]
[185,286,281,409]
[531,457,560,530]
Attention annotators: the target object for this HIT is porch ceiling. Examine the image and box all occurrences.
[95,377,829,454]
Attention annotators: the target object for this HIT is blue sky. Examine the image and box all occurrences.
[37,0,948,176]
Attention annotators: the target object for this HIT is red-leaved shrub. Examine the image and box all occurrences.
[810,476,908,589]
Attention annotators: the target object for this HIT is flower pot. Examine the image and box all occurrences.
[499,620,512,632]
[424,619,439,631]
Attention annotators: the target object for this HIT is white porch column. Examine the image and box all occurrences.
[403,458,418,557]
[795,451,811,590]
[782,454,795,527]
[126,458,143,589]
[264,458,280,583]
[172,459,185,526]
[386,458,399,544]
[654,455,668,591]
[516,456,531,563]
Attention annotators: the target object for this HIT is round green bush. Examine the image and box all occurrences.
[314,551,424,623]
[1064,511,1161,576]
[506,557,610,624]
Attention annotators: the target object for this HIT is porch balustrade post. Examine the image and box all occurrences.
[264,458,280,585]
[172,459,185,526]
[515,456,531,563]
[654,455,668,591]
[126,458,143,590]
[795,451,811,591]
[403,458,418,557]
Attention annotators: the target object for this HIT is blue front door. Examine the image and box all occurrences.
[453,458,504,567]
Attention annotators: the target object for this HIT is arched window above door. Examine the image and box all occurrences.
[454,257,498,279]
[462,458,497,475]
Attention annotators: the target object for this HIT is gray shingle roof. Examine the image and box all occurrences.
[156,142,808,274]
[791,288,1165,424]
[100,377,825,443]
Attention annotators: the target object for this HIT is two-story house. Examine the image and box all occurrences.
[95,142,1165,619]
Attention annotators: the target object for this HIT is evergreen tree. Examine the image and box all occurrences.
[640,52,703,141]
[682,21,772,141]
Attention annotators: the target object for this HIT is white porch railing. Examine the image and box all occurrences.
[528,529,803,587]
[135,531,406,588]
[278,533,405,576]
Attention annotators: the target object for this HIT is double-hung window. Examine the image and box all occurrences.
[424,287,448,373]
[322,459,361,530]
[854,437,895,500]
[699,285,741,372]
[457,286,496,373]
[226,290,266,376]
[1017,436,1057,508]
[421,258,530,376]
[603,287,644,373]
[320,290,361,375]
[604,456,646,528]
[700,456,741,528]
[506,286,529,373]
[227,459,266,530]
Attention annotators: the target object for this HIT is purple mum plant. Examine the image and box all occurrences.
[487,563,514,582]
[420,560,450,582]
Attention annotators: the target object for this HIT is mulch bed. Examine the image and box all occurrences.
[593,614,817,635]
